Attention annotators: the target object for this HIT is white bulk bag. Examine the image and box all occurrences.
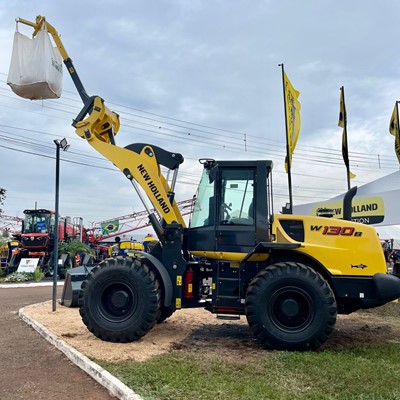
[7,26,63,100]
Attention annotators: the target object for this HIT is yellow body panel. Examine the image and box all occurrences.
[191,215,386,277]
[120,241,144,251]
[274,214,387,276]
[107,241,145,257]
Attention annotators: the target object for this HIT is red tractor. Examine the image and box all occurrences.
[9,209,83,278]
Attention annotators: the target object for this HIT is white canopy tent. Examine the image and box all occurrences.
[293,170,400,226]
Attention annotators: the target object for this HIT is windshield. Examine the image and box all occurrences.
[190,169,215,228]
[23,212,53,234]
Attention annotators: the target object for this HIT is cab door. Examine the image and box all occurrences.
[215,167,256,253]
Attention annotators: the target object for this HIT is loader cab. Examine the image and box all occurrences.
[188,159,273,256]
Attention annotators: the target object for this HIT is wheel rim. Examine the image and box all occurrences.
[269,286,313,332]
[98,282,137,322]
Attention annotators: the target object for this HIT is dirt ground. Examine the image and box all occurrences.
[23,300,400,363]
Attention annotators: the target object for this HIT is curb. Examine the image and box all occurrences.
[19,304,143,400]
[0,282,64,288]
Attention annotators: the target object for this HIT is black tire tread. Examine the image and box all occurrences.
[246,261,337,351]
[79,256,160,342]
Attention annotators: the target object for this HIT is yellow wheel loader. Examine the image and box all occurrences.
[16,16,400,350]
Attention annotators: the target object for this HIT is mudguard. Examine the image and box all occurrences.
[129,251,173,308]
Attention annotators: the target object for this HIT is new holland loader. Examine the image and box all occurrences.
[14,16,400,350]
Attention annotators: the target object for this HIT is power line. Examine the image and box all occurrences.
[0,98,396,174]
[0,76,398,210]
[0,120,395,187]
[1,79,397,166]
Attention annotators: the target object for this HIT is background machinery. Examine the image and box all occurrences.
[86,198,195,243]
[16,16,400,350]
[0,214,22,272]
[82,198,194,261]
[0,214,23,236]
[8,208,82,278]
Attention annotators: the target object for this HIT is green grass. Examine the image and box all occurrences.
[98,343,400,400]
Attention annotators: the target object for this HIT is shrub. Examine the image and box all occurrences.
[33,267,45,282]
[1,271,34,282]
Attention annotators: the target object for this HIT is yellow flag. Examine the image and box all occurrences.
[283,72,301,172]
[389,102,400,163]
[389,102,398,136]
[338,87,346,128]
[338,87,356,179]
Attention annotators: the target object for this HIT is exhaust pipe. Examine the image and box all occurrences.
[343,186,357,221]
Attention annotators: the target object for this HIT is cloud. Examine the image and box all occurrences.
[0,0,399,232]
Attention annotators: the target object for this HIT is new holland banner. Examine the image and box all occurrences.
[310,196,385,224]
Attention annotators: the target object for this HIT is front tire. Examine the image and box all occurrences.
[79,256,160,342]
[246,262,337,351]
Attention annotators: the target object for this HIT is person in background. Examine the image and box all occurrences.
[143,233,154,252]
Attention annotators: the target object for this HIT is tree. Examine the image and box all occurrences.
[58,239,95,267]
[0,188,6,215]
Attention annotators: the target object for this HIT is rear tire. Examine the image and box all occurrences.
[246,261,337,351]
[7,253,21,274]
[79,256,160,342]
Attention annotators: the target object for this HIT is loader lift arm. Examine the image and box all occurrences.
[17,16,186,236]
[72,95,186,231]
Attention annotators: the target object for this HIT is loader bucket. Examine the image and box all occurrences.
[60,265,94,307]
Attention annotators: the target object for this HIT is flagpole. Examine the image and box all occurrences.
[344,128,350,191]
[341,86,351,191]
[279,63,293,213]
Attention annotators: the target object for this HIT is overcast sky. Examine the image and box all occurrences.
[0,0,399,234]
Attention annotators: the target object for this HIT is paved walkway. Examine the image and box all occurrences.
[0,285,116,400]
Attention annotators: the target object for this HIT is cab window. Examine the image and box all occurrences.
[219,169,254,225]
